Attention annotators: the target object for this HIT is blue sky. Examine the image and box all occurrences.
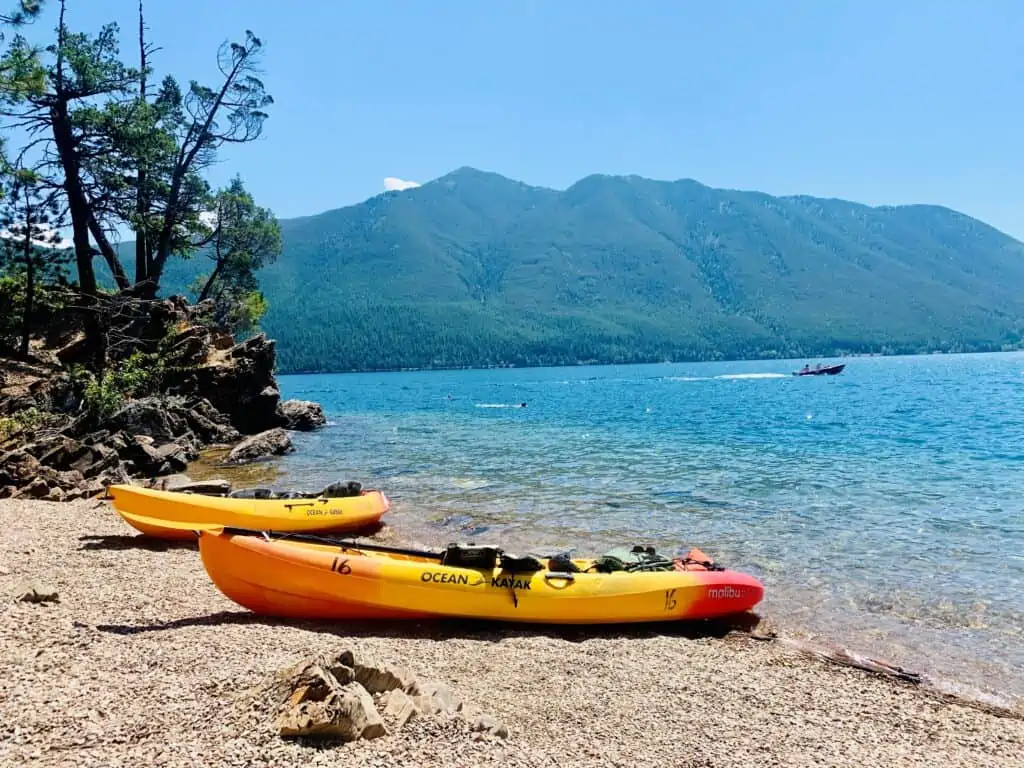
[17,1,1024,237]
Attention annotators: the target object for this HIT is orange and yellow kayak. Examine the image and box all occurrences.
[197,530,764,624]
[107,484,390,540]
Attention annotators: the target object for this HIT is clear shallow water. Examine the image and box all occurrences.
[276,353,1024,706]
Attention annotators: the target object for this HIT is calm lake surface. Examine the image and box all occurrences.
[276,352,1024,706]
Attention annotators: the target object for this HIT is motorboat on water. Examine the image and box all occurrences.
[793,363,845,376]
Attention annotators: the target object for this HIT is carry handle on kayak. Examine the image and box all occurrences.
[544,572,576,585]
[282,498,331,509]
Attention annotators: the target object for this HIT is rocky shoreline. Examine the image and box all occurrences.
[1,296,326,501]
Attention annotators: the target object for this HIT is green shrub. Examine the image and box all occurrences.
[78,350,169,420]
[0,406,47,440]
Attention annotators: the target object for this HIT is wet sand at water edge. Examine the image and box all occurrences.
[1,498,1022,768]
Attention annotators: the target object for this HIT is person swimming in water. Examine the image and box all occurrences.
[520,402,527,408]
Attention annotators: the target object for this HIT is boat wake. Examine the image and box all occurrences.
[663,373,788,382]
[717,373,788,380]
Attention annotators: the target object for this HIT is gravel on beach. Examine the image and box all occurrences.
[2,498,1022,768]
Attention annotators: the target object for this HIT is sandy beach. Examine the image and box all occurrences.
[2,498,1022,768]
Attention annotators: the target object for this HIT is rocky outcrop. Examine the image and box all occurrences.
[121,435,192,476]
[1,293,325,502]
[0,450,45,488]
[269,649,507,744]
[225,428,294,465]
[189,334,283,434]
[0,394,244,499]
[176,398,240,445]
[109,398,176,443]
[277,399,327,431]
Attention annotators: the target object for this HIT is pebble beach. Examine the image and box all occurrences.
[2,497,1022,768]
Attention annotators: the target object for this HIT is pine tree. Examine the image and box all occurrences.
[0,166,68,356]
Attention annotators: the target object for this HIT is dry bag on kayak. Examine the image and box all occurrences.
[440,543,502,569]
[593,545,676,573]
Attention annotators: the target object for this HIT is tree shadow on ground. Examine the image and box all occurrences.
[78,534,198,552]
[94,608,765,643]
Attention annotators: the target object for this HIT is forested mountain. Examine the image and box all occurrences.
[139,167,1024,372]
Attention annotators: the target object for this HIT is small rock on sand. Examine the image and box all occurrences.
[15,582,59,604]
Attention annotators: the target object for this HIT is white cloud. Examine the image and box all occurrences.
[384,176,421,192]
[0,222,73,250]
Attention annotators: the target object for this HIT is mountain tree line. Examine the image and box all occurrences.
[0,0,281,364]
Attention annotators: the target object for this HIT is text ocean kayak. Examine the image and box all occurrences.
[197,530,764,624]
[107,484,390,540]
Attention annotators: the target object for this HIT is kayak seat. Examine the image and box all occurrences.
[498,554,545,574]
[229,488,275,500]
[547,553,581,573]
[440,543,502,569]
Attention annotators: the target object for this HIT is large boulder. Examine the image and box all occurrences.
[112,297,191,356]
[0,393,37,419]
[122,436,190,477]
[56,469,85,488]
[0,450,43,488]
[94,461,132,488]
[164,324,211,367]
[267,649,502,743]
[37,437,95,473]
[277,399,327,431]
[225,428,294,464]
[110,398,176,443]
[18,477,50,498]
[0,449,97,499]
[168,398,240,445]
[54,333,92,367]
[276,679,386,742]
[193,334,281,434]
[37,438,119,478]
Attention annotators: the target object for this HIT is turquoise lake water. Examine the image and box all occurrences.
[277,352,1024,706]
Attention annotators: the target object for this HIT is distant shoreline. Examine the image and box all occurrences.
[276,345,1024,376]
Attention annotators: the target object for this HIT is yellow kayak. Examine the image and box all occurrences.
[107,484,390,540]
[198,530,764,624]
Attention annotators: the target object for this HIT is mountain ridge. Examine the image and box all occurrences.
[131,166,1024,373]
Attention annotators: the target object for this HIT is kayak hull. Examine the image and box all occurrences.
[198,531,764,625]
[107,484,390,540]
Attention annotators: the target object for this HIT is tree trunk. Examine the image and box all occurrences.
[20,227,33,358]
[50,106,97,297]
[134,0,149,285]
[134,189,147,283]
[51,103,104,369]
[87,215,130,290]
[198,258,224,302]
[150,168,183,290]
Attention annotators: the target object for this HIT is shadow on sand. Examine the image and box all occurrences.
[94,608,764,643]
[78,534,198,552]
